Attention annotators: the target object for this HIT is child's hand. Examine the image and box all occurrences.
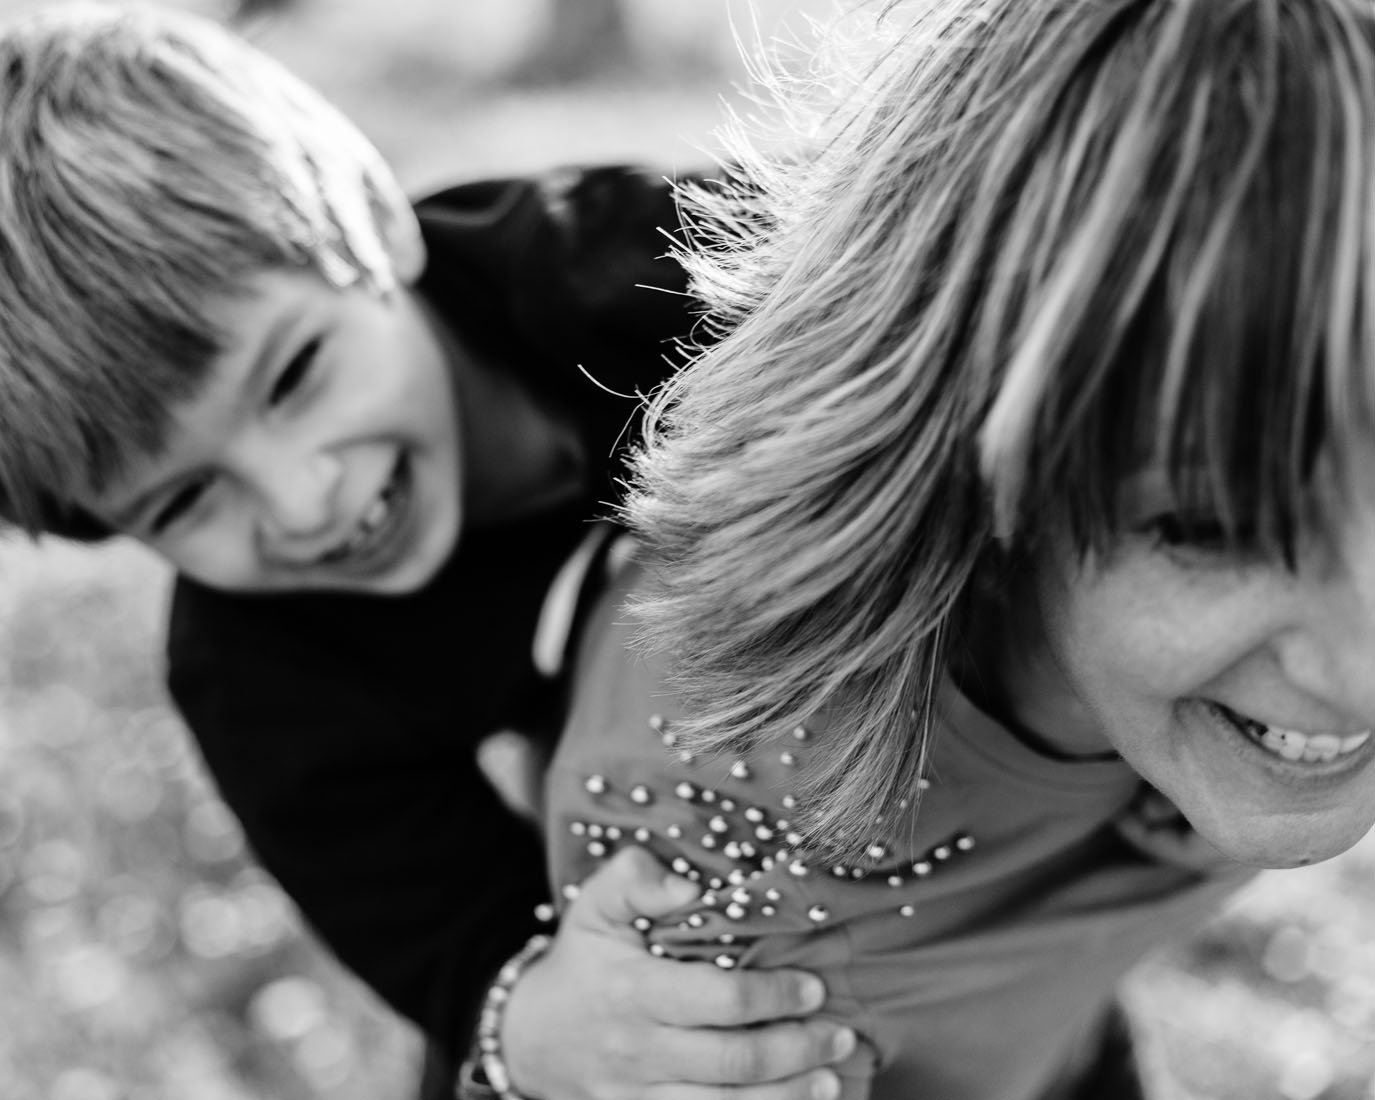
[1114,786,1233,874]
[501,847,862,1100]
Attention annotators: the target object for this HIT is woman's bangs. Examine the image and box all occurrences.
[1018,2,1375,561]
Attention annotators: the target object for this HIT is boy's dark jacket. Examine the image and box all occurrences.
[164,165,699,1057]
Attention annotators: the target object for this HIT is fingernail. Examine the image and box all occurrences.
[811,1069,841,1100]
[798,975,827,1011]
[830,1027,856,1060]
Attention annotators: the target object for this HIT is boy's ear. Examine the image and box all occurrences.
[383,210,426,285]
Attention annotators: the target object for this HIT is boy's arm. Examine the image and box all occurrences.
[164,581,548,1058]
[415,163,726,444]
[165,580,851,1100]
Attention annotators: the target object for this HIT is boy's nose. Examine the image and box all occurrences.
[256,452,342,550]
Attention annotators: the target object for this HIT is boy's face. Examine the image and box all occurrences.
[79,268,462,594]
[1003,454,1375,870]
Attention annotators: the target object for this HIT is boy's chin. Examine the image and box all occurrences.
[356,513,459,594]
[322,483,462,595]
[238,509,459,595]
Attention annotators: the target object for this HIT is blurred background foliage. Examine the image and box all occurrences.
[0,2,1370,1098]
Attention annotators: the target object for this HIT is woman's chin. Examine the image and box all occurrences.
[1193,807,1375,869]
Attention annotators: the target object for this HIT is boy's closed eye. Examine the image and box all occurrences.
[149,476,213,535]
[142,335,324,536]
[268,335,322,406]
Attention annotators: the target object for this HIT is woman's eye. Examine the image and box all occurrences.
[150,479,210,534]
[269,337,321,406]
[1146,513,1222,548]
[1138,512,1253,553]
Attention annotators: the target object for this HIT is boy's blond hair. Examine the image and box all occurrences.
[630,0,1375,857]
[0,2,418,535]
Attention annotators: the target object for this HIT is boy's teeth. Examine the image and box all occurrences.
[322,492,393,563]
[1247,721,1371,763]
[361,497,388,532]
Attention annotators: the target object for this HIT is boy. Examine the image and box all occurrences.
[0,5,853,1099]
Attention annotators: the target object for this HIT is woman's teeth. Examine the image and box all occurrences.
[1226,709,1372,763]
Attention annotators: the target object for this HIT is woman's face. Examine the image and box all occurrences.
[1004,456,1375,869]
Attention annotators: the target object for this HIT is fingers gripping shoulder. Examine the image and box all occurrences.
[546,672,979,1072]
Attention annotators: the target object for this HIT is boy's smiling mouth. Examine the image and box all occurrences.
[1207,701,1372,765]
[316,452,413,571]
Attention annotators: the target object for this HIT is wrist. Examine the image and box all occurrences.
[494,934,553,1099]
[458,933,552,1100]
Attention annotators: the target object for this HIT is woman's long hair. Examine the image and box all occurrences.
[627,0,1375,858]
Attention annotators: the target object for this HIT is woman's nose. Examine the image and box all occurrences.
[1279,564,1375,725]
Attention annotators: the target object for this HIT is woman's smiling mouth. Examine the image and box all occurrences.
[1208,701,1372,765]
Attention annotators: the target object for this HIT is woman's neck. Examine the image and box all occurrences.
[953,578,1119,762]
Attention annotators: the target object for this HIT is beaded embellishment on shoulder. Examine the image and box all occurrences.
[549,712,975,968]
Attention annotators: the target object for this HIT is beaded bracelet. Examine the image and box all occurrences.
[474,933,553,1100]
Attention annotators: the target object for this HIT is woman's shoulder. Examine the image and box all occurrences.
[544,562,1253,1095]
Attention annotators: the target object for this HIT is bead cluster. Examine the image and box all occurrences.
[559,713,976,968]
